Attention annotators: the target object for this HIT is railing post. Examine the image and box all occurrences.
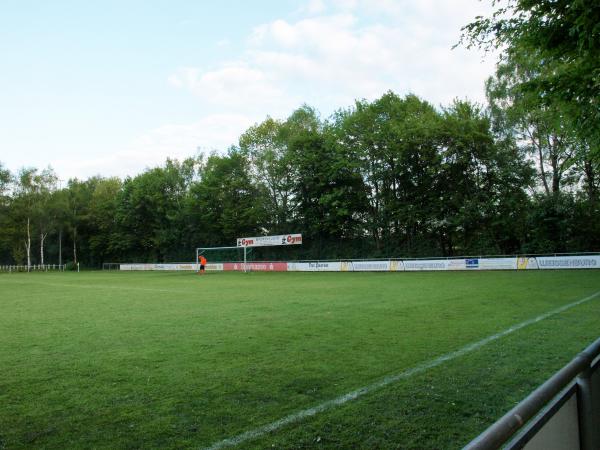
[577,367,597,450]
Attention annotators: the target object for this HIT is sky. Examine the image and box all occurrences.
[0,0,497,181]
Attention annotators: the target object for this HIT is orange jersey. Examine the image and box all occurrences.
[199,256,207,265]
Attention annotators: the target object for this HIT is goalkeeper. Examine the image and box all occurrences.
[198,255,207,274]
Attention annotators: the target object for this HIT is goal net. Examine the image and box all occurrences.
[195,246,254,272]
[196,234,301,273]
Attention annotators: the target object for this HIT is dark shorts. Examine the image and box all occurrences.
[200,265,205,270]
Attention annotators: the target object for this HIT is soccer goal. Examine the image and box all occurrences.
[196,233,302,273]
[195,246,253,272]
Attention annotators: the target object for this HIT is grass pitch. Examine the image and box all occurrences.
[1,270,599,449]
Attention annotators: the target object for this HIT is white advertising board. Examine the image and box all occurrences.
[287,262,342,272]
[341,261,392,271]
[478,258,518,270]
[237,234,302,247]
[121,263,154,271]
[404,260,449,271]
[448,259,468,270]
[537,255,600,270]
[120,263,223,271]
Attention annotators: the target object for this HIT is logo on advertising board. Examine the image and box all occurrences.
[517,257,538,270]
[390,260,405,271]
[466,258,479,269]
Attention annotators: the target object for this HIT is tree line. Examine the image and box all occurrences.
[1,90,598,267]
[2,0,599,266]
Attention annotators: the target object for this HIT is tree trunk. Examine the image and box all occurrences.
[25,217,31,268]
[73,226,77,265]
[40,232,47,265]
[536,144,550,195]
[584,159,597,202]
[551,153,560,194]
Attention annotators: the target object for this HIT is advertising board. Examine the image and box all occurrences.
[479,258,518,270]
[236,234,302,247]
[120,263,221,271]
[288,262,342,272]
[537,255,600,270]
[404,260,449,271]
[517,257,538,270]
[223,262,288,272]
[339,261,392,271]
[118,255,598,272]
[448,259,467,270]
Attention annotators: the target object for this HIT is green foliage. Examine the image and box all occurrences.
[188,150,266,248]
[459,0,600,150]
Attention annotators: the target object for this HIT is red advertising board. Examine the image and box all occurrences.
[223,262,288,272]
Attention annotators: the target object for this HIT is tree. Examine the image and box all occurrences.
[437,100,533,254]
[115,158,199,262]
[485,58,581,196]
[239,117,294,233]
[86,177,122,264]
[459,0,600,150]
[0,163,14,263]
[11,168,58,267]
[338,93,444,255]
[188,149,266,248]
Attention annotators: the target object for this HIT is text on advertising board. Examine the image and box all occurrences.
[236,234,302,247]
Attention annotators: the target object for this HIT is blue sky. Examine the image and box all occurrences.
[0,0,496,181]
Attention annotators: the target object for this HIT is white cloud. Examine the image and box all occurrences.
[83,0,494,182]
[169,0,496,120]
[307,0,327,14]
[53,114,255,180]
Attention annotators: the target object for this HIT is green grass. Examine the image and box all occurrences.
[1,270,599,449]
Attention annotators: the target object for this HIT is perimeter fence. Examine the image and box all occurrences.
[0,264,67,272]
[464,336,600,450]
[105,252,600,272]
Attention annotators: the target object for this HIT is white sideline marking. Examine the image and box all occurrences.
[203,290,600,450]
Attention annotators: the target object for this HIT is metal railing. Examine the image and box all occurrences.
[0,264,67,272]
[464,337,600,450]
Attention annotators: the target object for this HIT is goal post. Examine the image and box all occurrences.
[196,233,302,273]
[195,246,250,272]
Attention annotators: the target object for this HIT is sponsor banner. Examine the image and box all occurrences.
[448,259,467,270]
[121,263,154,271]
[466,258,479,269]
[390,260,405,271]
[339,261,394,271]
[389,258,519,271]
[288,262,342,272]
[350,261,391,271]
[155,263,199,271]
[237,234,302,247]
[537,255,600,270]
[120,263,222,271]
[479,258,518,270]
[223,262,288,272]
[404,260,449,271]
[517,257,539,270]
